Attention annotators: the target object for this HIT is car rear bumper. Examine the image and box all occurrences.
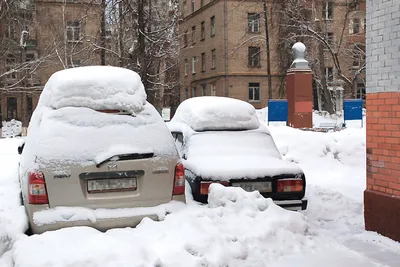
[274,198,308,211]
[26,199,186,235]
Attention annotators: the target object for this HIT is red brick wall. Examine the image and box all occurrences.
[366,92,400,196]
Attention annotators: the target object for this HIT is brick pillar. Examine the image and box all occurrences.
[286,42,313,129]
[365,0,400,242]
[365,93,400,241]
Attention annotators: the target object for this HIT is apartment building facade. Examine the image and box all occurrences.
[0,0,101,127]
[179,0,366,109]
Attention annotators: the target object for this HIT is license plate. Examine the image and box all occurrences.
[87,178,137,193]
[231,181,272,193]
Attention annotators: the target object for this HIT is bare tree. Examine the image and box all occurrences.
[98,0,181,111]
[274,0,366,113]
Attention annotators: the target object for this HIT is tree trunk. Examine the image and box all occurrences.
[137,0,147,91]
[100,0,106,65]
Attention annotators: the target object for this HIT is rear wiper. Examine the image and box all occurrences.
[96,153,154,168]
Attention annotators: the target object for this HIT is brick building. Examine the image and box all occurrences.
[0,0,101,127]
[365,0,400,242]
[178,0,366,109]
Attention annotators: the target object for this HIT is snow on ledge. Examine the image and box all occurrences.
[33,201,185,226]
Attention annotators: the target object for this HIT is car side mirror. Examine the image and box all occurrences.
[18,143,25,155]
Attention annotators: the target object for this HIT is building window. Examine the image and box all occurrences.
[7,97,17,120]
[326,32,334,45]
[184,30,188,47]
[325,67,333,82]
[202,84,206,95]
[357,83,366,99]
[211,49,216,69]
[323,1,333,20]
[192,26,196,45]
[25,53,35,62]
[191,0,195,12]
[192,86,197,97]
[66,21,81,42]
[6,55,17,80]
[185,88,189,99]
[210,16,215,37]
[201,53,206,72]
[68,59,81,68]
[349,18,361,34]
[248,46,261,67]
[26,96,33,117]
[4,21,16,39]
[192,56,197,74]
[211,83,216,96]
[249,83,260,101]
[183,0,187,9]
[248,13,260,33]
[184,59,188,76]
[201,21,205,40]
[201,0,205,8]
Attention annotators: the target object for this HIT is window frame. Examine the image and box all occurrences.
[201,21,205,40]
[192,56,197,74]
[323,1,333,20]
[248,83,260,102]
[184,59,188,76]
[248,46,261,67]
[211,49,216,69]
[66,20,82,42]
[210,16,215,37]
[201,53,206,72]
[248,13,260,33]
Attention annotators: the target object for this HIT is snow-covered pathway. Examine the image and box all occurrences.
[0,125,399,267]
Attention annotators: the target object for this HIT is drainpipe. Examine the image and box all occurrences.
[224,0,229,96]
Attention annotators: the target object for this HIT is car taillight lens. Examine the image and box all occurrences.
[173,163,185,195]
[28,171,49,204]
[200,181,229,195]
[277,178,303,193]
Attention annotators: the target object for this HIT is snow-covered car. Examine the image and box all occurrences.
[167,96,307,211]
[18,66,185,234]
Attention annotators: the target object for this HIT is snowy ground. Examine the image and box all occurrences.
[1,119,400,266]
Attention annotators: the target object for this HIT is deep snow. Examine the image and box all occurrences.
[0,112,399,267]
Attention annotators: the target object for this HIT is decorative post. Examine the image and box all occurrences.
[286,42,313,128]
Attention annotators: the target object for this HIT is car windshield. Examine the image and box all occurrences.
[185,130,282,160]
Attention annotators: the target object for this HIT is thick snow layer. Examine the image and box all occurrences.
[1,120,22,138]
[20,103,177,172]
[33,201,185,226]
[13,185,311,267]
[183,129,303,180]
[2,122,400,267]
[170,96,260,131]
[0,138,28,260]
[39,66,147,114]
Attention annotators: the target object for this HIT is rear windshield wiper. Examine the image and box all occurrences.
[96,153,154,168]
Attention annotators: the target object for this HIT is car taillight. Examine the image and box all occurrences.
[28,171,49,204]
[200,181,229,195]
[173,163,185,195]
[277,178,303,193]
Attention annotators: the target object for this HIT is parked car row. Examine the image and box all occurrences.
[18,66,307,234]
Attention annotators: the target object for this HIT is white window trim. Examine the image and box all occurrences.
[248,13,260,33]
[249,83,260,102]
[184,59,188,76]
[210,84,216,96]
[192,56,196,74]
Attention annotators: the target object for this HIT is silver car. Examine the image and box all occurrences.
[18,66,185,234]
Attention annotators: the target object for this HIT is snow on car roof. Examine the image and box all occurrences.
[170,96,260,131]
[39,66,147,114]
